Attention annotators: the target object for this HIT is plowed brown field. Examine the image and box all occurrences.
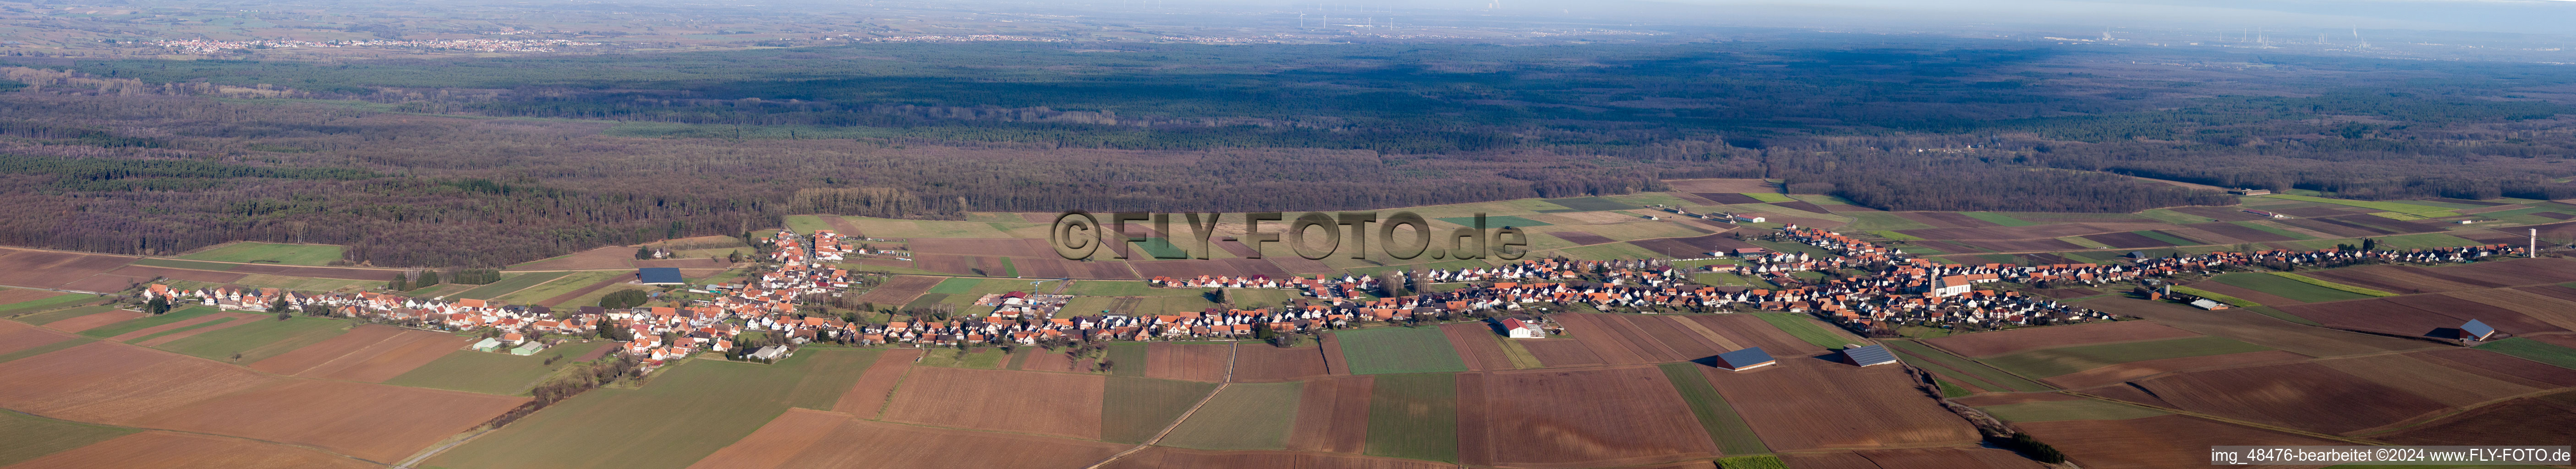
[1144,343,1231,382]
[2040,350,2310,390]
[2414,348,2576,388]
[1231,343,1332,382]
[1922,320,2200,357]
[0,320,77,355]
[1698,359,1979,451]
[3,431,380,469]
[850,275,941,306]
[251,326,471,382]
[834,348,921,417]
[0,248,135,289]
[1781,447,2050,469]
[39,309,143,333]
[2132,362,2448,434]
[2079,297,2437,357]
[1547,313,1674,365]
[102,312,238,342]
[880,367,1104,439]
[1520,338,1606,367]
[1285,375,1372,453]
[132,379,526,462]
[2379,391,2576,447]
[698,408,1127,469]
[1441,322,1515,371]
[2016,415,2340,469]
[1457,367,1719,467]
[132,312,264,346]
[2447,288,2576,331]
[0,342,271,423]
[1106,447,1453,469]
[2302,266,2488,294]
[2313,351,2546,408]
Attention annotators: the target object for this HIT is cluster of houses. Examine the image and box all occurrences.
[1648,204,1765,224]
[765,229,907,263]
[1148,274,1379,300]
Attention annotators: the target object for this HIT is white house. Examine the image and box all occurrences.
[1499,317,1546,339]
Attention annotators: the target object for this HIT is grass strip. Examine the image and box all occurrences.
[1658,363,1769,455]
[1881,340,2052,392]
[2269,272,2396,297]
[2474,337,2576,371]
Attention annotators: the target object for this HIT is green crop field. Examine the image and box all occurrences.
[2242,305,2324,326]
[2210,273,2378,302]
[2232,221,2316,240]
[1883,339,2051,393]
[127,258,244,271]
[155,316,354,364]
[0,406,139,467]
[1159,382,1303,450]
[1437,215,1553,228]
[1538,196,1635,212]
[13,305,119,328]
[1975,398,2171,422]
[1063,279,1200,297]
[1332,327,1469,375]
[389,341,612,395]
[125,317,238,344]
[1364,373,1459,463]
[916,348,1008,369]
[1750,313,1856,350]
[494,271,628,305]
[2264,194,2457,214]
[2140,208,2218,224]
[1658,363,1768,455]
[77,305,220,338]
[2368,233,2482,250]
[423,350,880,469]
[1107,342,1149,376]
[781,349,883,411]
[2,296,103,321]
[453,272,572,300]
[2474,338,2576,371]
[1717,455,1792,469]
[2135,230,2198,245]
[2170,285,2258,307]
[1960,212,2038,226]
[1102,376,1219,444]
[0,337,90,365]
[1978,335,2272,378]
[176,242,346,265]
[782,215,834,234]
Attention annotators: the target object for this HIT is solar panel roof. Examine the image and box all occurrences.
[1842,344,1898,365]
[1716,347,1775,369]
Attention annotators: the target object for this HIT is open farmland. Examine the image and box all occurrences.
[425,349,886,469]
[0,405,137,467]
[2378,391,2576,447]
[1287,375,1374,453]
[0,293,96,318]
[153,316,355,364]
[2039,350,2312,390]
[1144,343,1231,382]
[1657,363,1767,456]
[1102,376,1218,444]
[1695,358,1978,451]
[0,249,137,290]
[1920,320,2201,357]
[387,341,611,395]
[2129,362,2454,434]
[250,325,473,382]
[2015,415,2342,469]
[1975,335,2273,379]
[1440,322,1519,371]
[175,242,347,266]
[2079,297,2440,357]
[1333,327,1469,375]
[33,307,141,333]
[492,271,626,305]
[78,305,220,339]
[1364,373,1459,463]
[882,366,1107,439]
[1973,398,2171,422]
[1231,342,1334,382]
[451,272,571,300]
[1107,447,1457,469]
[2209,272,2379,303]
[1457,367,1719,467]
[690,409,1128,469]
[1159,382,1303,450]
[4,431,382,469]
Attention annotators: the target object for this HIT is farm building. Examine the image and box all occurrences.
[1841,344,1898,367]
[2242,209,2288,219]
[2190,298,2230,310]
[749,345,790,361]
[1714,347,1777,371]
[2459,319,2496,342]
[510,342,546,355]
[1498,317,1546,338]
[638,267,685,285]
[471,338,504,352]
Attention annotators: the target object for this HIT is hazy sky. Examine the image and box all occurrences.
[1525,0,2576,35]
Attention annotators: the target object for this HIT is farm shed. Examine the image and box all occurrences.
[1715,347,1777,371]
[1499,317,1546,338]
[2191,299,2230,310]
[2460,319,2496,341]
[637,267,685,285]
[1842,344,1898,367]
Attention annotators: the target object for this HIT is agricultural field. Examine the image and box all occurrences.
[425,349,883,469]
[1974,335,2274,379]
[2209,272,2382,303]
[73,305,220,338]
[2,297,108,323]
[1659,363,1768,456]
[1973,398,2171,422]
[152,316,354,364]
[0,406,137,467]
[2472,338,2576,370]
[492,271,627,304]
[1749,313,1861,350]
[1696,359,1980,451]
[1456,367,1718,467]
[882,367,1107,440]
[1157,382,1302,450]
[1102,376,1219,444]
[388,341,613,395]
[452,272,572,300]
[176,242,347,266]
[1363,372,1459,463]
[1332,327,1469,375]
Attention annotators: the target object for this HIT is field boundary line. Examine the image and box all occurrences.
[1082,380,1232,469]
